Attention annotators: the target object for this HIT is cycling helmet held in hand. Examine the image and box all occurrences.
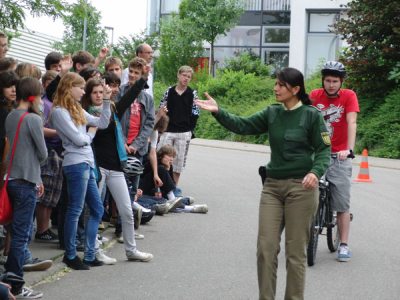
[122,156,144,176]
[321,61,346,78]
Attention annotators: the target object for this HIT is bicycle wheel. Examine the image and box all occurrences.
[307,213,319,266]
[327,211,340,252]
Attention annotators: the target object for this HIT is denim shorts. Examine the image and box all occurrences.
[326,158,352,212]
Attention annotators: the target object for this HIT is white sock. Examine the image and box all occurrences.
[183,205,193,212]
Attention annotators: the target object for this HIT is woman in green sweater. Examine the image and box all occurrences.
[195,67,330,300]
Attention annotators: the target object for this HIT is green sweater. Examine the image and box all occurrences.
[214,104,330,179]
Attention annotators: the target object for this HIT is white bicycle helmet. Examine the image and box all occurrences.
[122,156,144,176]
[321,61,346,78]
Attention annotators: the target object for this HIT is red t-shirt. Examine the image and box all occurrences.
[310,88,359,152]
[127,100,141,144]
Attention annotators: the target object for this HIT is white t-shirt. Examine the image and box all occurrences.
[149,129,158,149]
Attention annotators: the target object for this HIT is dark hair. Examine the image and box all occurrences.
[81,78,102,111]
[0,57,17,72]
[79,66,101,82]
[275,67,311,105]
[103,72,121,86]
[72,50,95,71]
[16,77,41,101]
[0,70,19,109]
[0,70,19,92]
[44,51,63,70]
[136,44,146,56]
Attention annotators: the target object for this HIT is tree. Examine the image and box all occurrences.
[155,15,204,84]
[112,31,159,67]
[54,0,107,56]
[335,0,400,100]
[179,0,243,76]
[0,0,66,31]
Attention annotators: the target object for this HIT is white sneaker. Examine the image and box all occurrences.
[192,204,208,214]
[15,286,43,299]
[135,233,145,240]
[337,245,352,262]
[127,250,153,262]
[117,236,124,244]
[97,235,109,243]
[96,249,117,265]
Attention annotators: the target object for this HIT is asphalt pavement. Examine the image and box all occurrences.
[20,138,400,299]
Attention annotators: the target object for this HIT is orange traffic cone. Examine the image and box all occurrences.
[354,149,372,182]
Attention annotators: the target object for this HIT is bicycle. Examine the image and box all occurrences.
[307,152,354,266]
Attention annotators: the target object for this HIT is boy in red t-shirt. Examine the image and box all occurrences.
[310,61,359,262]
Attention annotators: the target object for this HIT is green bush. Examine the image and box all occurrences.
[153,81,169,107]
[194,70,275,144]
[356,89,400,158]
[222,51,271,77]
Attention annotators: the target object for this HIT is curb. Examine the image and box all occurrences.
[25,228,117,289]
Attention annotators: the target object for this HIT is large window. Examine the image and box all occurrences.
[306,11,342,77]
[264,27,290,45]
[215,26,261,47]
[213,47,260,68]
[263,48,289,70]
[309,12,339,33]
[262,11,290,25]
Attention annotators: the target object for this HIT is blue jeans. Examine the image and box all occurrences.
[63,163,103,261]
[137,195,167,210]
[5,180,36,277]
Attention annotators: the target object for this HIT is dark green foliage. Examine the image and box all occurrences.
[112,31,159,68]
[194,70,275,144]
[155,15,203,84]
[0,0,66,31]
[54,0,107,57]
[335,0,400,98]
[222,51,271,77]
[179,0,243,75]
[356,89,400,158]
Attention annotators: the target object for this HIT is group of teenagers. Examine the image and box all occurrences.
[1,30,360,300]
[0,34,207,299]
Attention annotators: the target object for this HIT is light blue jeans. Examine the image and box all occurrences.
[63,163,103,261]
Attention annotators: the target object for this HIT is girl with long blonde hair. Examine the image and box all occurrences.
[50,72,112,270]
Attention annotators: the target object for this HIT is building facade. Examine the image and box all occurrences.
[147,0,348,77]
[7,28,61,73]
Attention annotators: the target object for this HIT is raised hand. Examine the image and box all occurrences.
[60,55,73,76]
[98,47,109,61]
[194,92,219,113]
[102,83,112,99]
[142,64,151,79]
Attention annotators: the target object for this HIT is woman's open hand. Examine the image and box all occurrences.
[194,92,219,113]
